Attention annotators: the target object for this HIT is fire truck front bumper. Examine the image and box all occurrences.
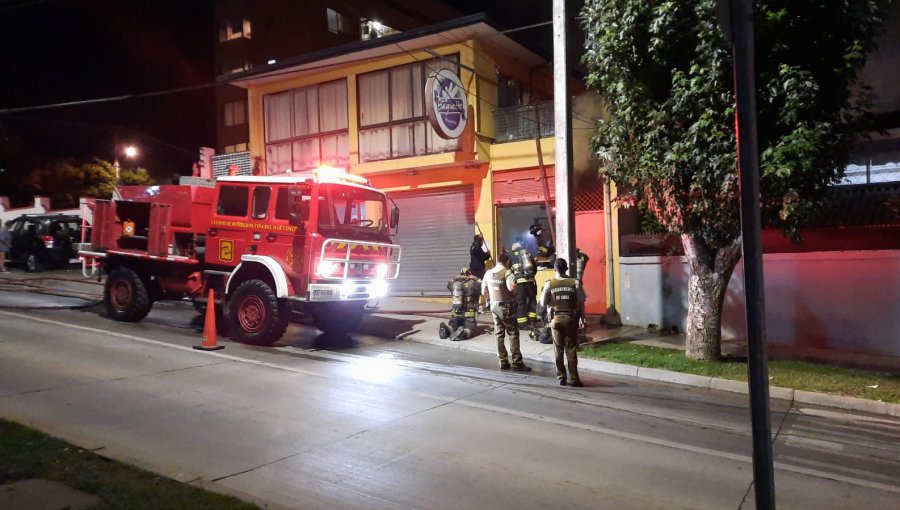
[306,280,390,302]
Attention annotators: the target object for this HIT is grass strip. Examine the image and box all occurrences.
[0,419,259,510]
[581,342,900,403]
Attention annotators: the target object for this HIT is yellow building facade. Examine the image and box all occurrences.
[229,15,612,310]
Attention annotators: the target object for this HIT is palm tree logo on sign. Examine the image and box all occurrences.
[426,68,468,140]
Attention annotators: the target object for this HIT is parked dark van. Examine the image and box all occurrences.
[5,214,82,272]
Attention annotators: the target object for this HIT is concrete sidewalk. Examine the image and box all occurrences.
[365,295,900,418]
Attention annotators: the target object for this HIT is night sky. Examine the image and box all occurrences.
[0,0,215,203]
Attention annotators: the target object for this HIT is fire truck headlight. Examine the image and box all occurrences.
[317,260,343,278]
[370,280,389,298]
[375,263,389,279]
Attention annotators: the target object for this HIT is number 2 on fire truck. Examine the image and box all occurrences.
[219,239,234,262]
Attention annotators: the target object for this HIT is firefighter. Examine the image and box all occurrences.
[439,268,480,341]
[482,252,531,371]
[510,242,539,332]
[539,258,586,387]
[530,223,556,268]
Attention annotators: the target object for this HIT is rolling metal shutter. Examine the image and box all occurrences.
[390,186,475,296]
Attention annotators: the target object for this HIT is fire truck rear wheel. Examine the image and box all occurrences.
[227,279,289,346]
[104,266,152,322]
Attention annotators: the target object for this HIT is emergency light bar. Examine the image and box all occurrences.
[313,166,369,185]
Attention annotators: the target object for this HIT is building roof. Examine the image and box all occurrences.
[221,13,547,88]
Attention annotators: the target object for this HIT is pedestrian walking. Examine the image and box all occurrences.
[482,252,531,371]
[539,258,586,387]
[510,242,538,331]
[0,222,11,272]
[440,268,480,341]
[469,235,491,279]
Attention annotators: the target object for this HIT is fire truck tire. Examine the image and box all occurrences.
[104,266,152,322]
[227,279,289,345]
[313,302,365,336]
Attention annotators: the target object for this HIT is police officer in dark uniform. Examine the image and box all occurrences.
[469,235,491,279]
[539,258,586,386]
[482,253,531,371]
[510,242,539,331]
[440,268,480,341]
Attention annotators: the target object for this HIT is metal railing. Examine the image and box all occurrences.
[493,102,554,143]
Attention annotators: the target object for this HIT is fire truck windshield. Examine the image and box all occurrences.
[317,184,388,239]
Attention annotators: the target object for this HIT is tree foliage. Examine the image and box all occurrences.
[582,0,890,245]
[581,0,890,359]
[27,158,154,207]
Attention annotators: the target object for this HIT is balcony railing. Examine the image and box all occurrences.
[493,102,554,143]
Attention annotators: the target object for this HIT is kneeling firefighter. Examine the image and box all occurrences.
[439,268,480,341]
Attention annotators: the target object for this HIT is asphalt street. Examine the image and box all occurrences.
[0,285,899,509]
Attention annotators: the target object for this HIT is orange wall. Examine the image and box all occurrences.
[576,210,607,314]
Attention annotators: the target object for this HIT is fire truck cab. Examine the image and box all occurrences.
[78,168,401,345]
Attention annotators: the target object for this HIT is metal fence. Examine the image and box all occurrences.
[493,102,554,143]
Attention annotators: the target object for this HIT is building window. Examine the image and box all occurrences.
[219,18,252,42]
[326,8,352,35]
[263,80,349,174]
[357,55,460,162]
[224,100,247,127]
[219,57,251,75]
[360,19,399,40]
[224,143,248,154]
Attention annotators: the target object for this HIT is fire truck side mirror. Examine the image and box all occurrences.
[390,201,400,235]
[288,187,309,228]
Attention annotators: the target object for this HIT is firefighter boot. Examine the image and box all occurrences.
[439,322,451,339]
[450,326,466,342]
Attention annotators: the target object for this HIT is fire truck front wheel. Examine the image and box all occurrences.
[227,279,289,346]
[104,266,152,322]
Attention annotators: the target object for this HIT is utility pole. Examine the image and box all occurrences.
[725,0,776,507]
[553,0,575,264]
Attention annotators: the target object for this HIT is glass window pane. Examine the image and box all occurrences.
[265,142,293,175]
[391,66,413,120]
[358,71,390,126]
[293,88,311,136]
[265,92,293,142]
[292,138,319,171]
[319,80,347,131]
[413,120,427,156]
[217,186,249,217]
[252,187,271,219]
[359,127,391,162]
[391,123,413,158]
[412,65,424,117]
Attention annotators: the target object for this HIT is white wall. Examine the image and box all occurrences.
[620,251,900,357]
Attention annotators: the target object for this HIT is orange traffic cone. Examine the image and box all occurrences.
[194,288,224,351]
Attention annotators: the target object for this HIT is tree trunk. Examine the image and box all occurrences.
[682,234,742,361]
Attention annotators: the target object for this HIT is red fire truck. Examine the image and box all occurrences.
[77,168,401,345]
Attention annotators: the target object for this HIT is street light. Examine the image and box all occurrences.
[114,144,139,181]
[124,145,138,159]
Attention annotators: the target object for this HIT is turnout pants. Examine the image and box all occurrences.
[491,301,522,366]
[514,281,538,328]
[551,314,580,383]
[449,309,477,340]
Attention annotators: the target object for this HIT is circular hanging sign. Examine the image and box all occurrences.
[425,69,468,140]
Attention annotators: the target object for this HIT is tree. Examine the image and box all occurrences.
[581,0,890,360]
[28,158,154,207]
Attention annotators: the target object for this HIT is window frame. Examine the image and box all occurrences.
[356,54,461,163]
[263,79,349,174]
[224,100,247,127]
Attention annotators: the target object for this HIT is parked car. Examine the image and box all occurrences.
[5,214,83,272]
